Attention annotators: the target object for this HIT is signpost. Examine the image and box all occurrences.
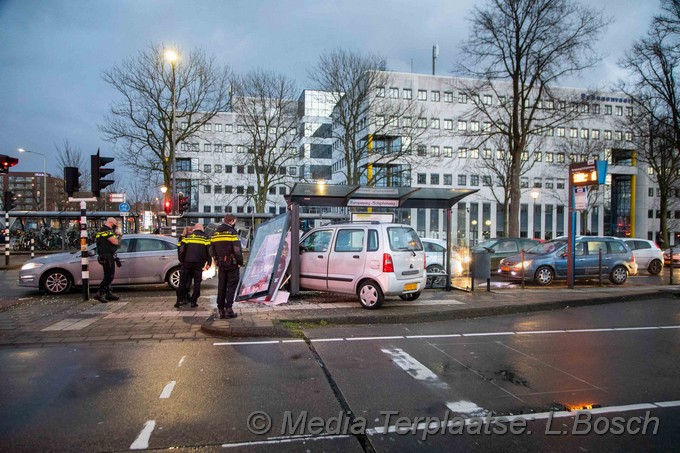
[567,160,608,288]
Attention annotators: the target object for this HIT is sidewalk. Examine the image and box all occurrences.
[0,283,678,345]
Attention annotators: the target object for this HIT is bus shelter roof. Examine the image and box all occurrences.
[286,183,478,210]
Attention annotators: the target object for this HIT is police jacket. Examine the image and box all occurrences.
[210,223,243,268]
[178,230,211,266]
[95,225,118,257]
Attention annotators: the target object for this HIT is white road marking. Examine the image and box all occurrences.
[446,400,488,417]
[209,325,680,347]
[159,381,176,399]
[222,434,351,448]
[130,420,156,449]
[381,347,449,390]
[368,400,680,435]
[178,356,186,367]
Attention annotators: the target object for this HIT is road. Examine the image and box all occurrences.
[1,297,678,451]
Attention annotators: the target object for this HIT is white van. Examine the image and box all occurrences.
[298,222,427,309]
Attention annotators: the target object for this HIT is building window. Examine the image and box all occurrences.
[483,176,492,186]
[458,93,468,104]
[545,178,554,189]
[444,146,453,158]
[389,87,399,98]
[431,118,440,129]
[533,177,542,188]
[604,130,612,140]
[417,145,427,156]
[593,104,600,114]
[237,165,244,174]
[376,86,385,97]
[557,127,565,137]
[625,131,633,141]
[545,152,554,163]
[470,148,479,159]
[615,106,623,116]
[570,128,578,138]
[483,94,492,105]
[418,89,427,101]
[483,148,492,159]
[470,175,479,186]
[431,146,440,157]
[225,165,232,173]
[626,106,633,116]
[204,143,212,152]
[592,129,600,139]
[279,186,286,195]
[444,119,453,130]
[556,153,565,163]
[417,117,427,128]
[402,116,412,127]
[214,185,222,194]
[204,123,212,131]
[431,91,440,102]
[614,130,623,141]
[204,164,211,173]
[444,174,452,185]
[521,177,529,188]
[605,105,612,115]
[458,174,467,185]
[648,188,654,197]
[215,123,222,132]
[458,120,467,131]
[430,174,440,185]
[225,185,232,193]
[444,91,453,103]
[403,88,412,100]
[458,147,467,158]
[557,179,565,189]
[470,121,479,132]
[214,164,222,173]
[417,173,427,184]
[203,205,211,213]
[214,144,222,153]
[289,166,298,176]
[203,185,211,194]
[534,151,542,162]
[248,165,255,174]
[581,128,589,139]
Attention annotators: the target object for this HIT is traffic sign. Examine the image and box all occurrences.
[118,202,130,213]
[109,193,125,202]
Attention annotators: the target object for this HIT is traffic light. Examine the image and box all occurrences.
[0,154,19,174]
[164,197,172,215]
[64,167,81,197]
[91,149,115,197]
[178,192,190,214]
[3,191,16,211]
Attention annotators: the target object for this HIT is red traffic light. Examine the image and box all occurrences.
[0,154,19,174]
[164,199,172,215]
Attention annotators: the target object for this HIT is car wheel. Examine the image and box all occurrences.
[610,265,628,285]
[426,264,445,274]
[648,259,663,275]
[357,280,384,309]
[41,269,73,295]
[534,266,554,286]
[399,291,421,301]
[167,266,182,290]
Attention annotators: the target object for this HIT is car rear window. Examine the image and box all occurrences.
[367,229,379,252]
[635,240,651,250]
[387,227,423,251]
[608,241,628,254]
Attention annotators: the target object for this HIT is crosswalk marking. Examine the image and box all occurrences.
[381,347,449,390]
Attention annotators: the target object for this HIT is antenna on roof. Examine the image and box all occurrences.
[432,44,439,75]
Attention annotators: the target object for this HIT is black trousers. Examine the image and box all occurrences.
[177,262,203,303]
[98,256,116,295]
[217,265,239,311]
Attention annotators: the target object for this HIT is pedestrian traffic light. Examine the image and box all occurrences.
[3,191,16,211]
[0,154,19,174]
[164,197,172,215]
[178,192,190,215]
[64,167,81,197]
[91,148,115,197]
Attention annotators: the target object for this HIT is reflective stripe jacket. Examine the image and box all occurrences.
[210,223,243,268]
[178,230,211,266]
[95,225,118,256]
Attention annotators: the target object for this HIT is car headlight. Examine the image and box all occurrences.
[21,262,44,271]
[511,261,532,269]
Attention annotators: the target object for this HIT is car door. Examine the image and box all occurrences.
[124,237,174,283]
[327,228,367,293]
[299,229,333,290]
[584,240,608,276]
[490,239,519,270]
[632,240,652,268]
[553,241,586,277]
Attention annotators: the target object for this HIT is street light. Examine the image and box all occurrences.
[164,49,178,214]
[18,148,47,211]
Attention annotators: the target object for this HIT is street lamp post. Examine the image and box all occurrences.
[18,148,47,211]
[164,49,178,215]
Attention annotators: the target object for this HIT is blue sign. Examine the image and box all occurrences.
[118,202,130,213]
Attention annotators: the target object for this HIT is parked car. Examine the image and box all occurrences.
[420,237,463,277]
[472,237,542,270]
[621,238,663,275]
[663,247,680,267]
[298,222,426,309]
[18,234,183,295]
[498,236,636,286]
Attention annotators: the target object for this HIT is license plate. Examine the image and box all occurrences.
[404,283,417,291]
[500,266,510,272]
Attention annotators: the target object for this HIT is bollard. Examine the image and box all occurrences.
[671,246,674,286]
[521,249,525,289]
[598,248,603,287]
[30,238,35,258]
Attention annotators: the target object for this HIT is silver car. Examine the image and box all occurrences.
[19,234,182,295]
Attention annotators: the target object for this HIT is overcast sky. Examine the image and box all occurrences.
[0,0,660,184]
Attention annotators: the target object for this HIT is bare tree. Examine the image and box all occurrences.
[617,2,680,247]
[456,0,609,237]
[100,43,233,193]
[54,139,89,211]
[230,69,300,213]
[308,48,429,186]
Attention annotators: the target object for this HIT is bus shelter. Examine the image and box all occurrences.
[285,183,479,296]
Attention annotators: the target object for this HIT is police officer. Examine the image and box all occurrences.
[95,217,121,303]
[175,225,194,305]
[175,223,211,308]
[210,214,243,319]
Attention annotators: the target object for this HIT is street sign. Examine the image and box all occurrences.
[118,202,130,213]
[574,187,588,210]
[109,193,125,203]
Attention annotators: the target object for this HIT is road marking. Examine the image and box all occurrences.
[446,400,488,417]
[178,356,186,367]
[130,420,156,449]
[368,400,680,435]
[381,347,449,390]
[222,434,352,448]
[210,324,680,347]
[159,381,176,399]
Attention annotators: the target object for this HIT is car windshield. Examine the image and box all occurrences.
[387,226,423,251]
[472,240,499,251]
[526,240,566,254]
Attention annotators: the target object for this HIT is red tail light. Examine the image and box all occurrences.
[653,242,661,250]
[383,253,394,273]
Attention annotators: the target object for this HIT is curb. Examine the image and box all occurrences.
[199,289,679,338]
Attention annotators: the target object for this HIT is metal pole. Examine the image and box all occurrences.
[598,248,603,287]
[43,157,47,212]
[80,201,89,301]
[670,246,674,286]
[521,249,525,289]
[4,212,8,266]
[170,60,177,215]
[30,237,34,258]
[290,203,300,296]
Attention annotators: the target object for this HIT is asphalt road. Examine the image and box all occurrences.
[1,298,678,451]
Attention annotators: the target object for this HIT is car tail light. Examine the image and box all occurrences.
[631,255,635,263]
[424,254,427,270]
[383,253,394,273]
[653,242,661,249]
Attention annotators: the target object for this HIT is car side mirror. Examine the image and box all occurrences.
[560,252,568,257]
[299,245,308,253]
